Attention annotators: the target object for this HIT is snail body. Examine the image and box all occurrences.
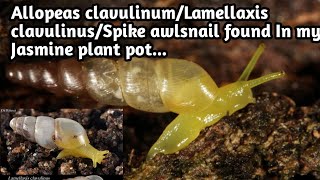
[146,44,284,159]
[6,44,285,159]
[9,116,108,167]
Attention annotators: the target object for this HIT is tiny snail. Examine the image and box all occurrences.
[147,44,285,159]
[9,116,109,167]
[64,175,103,180]
[6,44,285,159]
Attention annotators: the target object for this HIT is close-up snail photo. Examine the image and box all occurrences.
[0,0,320,179]
[9,116,109,168]
[0,108,123,176]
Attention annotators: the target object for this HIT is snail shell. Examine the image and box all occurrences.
[64,175,103,180]
[10,116,88,149]
[10,116,108,167]
[6,45,285,160]
[6,58,218,113]
[6,60,86,96]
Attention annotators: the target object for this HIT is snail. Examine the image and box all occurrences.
[6,44,285,159]
[64,175,103,180]
[147,44,284,159]
[9,116,109,167]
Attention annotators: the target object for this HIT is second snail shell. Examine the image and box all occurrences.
[9,116,109,168]
[10,116,89,149]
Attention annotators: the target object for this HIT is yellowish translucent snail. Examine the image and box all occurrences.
[9,116,109,167]
[147,44,285,159]
[6,44,284,159]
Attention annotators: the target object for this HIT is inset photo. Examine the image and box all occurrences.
[0,108,123,176]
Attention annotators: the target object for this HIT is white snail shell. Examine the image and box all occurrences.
[64,175,103,180]
[10,115,109,167]
[9,116,88,149]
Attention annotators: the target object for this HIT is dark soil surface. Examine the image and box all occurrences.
[0,108,123,176]
[126,93,320,179]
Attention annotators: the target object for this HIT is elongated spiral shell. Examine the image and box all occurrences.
[9,116,108,167]
[6,60,86,96]
[6,45,285,160]
[65,175,103,180]
[9,116,88,149]
[6,58,219,113]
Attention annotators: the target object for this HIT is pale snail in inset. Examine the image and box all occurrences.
[6,44,285,159]
[64,175,103,180]
[9,116,109,167]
